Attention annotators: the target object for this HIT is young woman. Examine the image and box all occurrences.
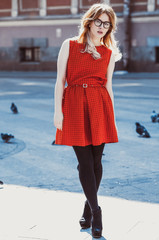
[54,3,121,238]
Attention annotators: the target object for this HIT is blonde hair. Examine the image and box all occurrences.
[78,3,122,61]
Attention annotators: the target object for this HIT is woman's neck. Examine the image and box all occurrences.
[89,35,101,46]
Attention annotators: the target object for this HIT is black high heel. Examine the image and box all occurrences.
[79,201,92,229]
[92,206,103,238]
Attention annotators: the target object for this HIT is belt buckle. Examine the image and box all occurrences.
[83,83,88,88]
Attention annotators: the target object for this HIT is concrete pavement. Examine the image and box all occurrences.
[0,184,159,240]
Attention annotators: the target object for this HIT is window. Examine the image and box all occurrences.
[20,47,40,62]
[156,47,159,63]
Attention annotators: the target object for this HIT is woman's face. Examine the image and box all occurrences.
[89,13,111,41]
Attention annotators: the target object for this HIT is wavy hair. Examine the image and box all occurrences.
[78,3,122,61]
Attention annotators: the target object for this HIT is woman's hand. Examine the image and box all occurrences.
[54,39,69,132]
[54,112,63,131]
[115,123,118,134]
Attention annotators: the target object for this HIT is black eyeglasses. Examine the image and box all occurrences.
[94,19,112,29]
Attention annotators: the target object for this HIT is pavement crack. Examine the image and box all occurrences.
[29,225,37,230]
[126,221,141,233]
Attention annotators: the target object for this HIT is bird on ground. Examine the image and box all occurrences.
[10,102,18,114]
[151,110,159,123]
[1,133,14,143]
[135,122,151,138]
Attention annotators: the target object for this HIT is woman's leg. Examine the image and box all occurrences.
[73,145,98,211]
[91,143,105,191]
[76,143,105,193]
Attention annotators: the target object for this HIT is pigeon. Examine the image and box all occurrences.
[151,110,159,122]
[1,133,14,143]
[10,102,18,114]
[135,122,151,138]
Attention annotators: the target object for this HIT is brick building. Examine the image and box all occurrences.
[0,0,159,72]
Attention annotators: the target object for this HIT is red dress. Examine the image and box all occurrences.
[55,40,118,146]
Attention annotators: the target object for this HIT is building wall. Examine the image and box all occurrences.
[130,19,159,71]
[0,0,12,17]
[0,0,159,72]
[0,20,79,70]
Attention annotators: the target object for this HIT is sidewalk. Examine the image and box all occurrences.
[1,184,159,240]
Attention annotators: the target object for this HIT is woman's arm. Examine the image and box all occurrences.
[54,39,69,130]
[105,52,115,109]
[105,52,118,131]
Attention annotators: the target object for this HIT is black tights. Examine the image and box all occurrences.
[73,143,105,212]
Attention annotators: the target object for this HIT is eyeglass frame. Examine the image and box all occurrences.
[93,18,112,29]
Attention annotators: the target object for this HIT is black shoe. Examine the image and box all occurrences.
[79,201,92,229]
[92,206,103,238]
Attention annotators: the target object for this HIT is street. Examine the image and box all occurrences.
[0,72,159,240]
[0,71,159,204]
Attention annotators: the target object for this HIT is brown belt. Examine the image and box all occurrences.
[67,83,105,88]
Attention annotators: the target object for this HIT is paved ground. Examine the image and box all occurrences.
[1,184,159,240]
[0,71,159,240]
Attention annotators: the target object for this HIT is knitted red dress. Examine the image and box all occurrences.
[55,40,118,146]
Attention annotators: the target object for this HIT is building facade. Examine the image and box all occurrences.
[0,0,159,72]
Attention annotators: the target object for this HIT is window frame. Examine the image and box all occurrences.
[155,46,159,64]
[20,47,40,62]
